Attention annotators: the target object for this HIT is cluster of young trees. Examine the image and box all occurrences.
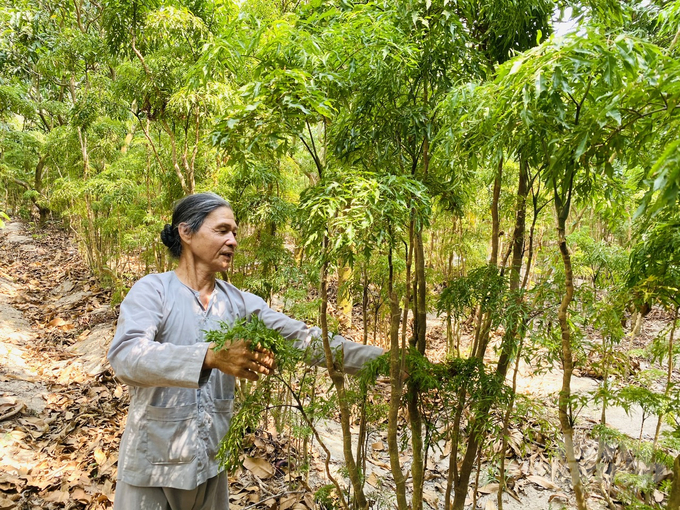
[2,0,680,508]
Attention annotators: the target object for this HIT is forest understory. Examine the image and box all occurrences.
[0,220,676,510]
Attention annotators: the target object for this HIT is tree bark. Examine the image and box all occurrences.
[555,180,588,510]
[408,227,427,510]
[319,243,367,509]
[491,158,503,265]
[451,157,529,510]
[387,247,408,510]
[654,307,679,448]
[668,454,680,510]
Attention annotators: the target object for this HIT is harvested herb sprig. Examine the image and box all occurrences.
[204,316,305,472]
[205,316,285,353]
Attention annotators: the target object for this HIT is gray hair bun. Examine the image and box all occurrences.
[160,224,182,258]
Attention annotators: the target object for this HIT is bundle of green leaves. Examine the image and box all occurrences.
[205,315,287,355]
[205,316,306,472]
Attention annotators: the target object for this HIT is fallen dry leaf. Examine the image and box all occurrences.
[654,489,664,503]
[72,487,91,503]
[0,495,19,510]
[484,500,497,510]
[280,494,300,510]
[527,475,559,491]
[371,441,385,451]
[478,483,499,494]
[243,456,275,479]
[0,398,24,421]
[366,472,380,487]
[48,317,68,327]
[94,448,107,466]
[423,489,439,508]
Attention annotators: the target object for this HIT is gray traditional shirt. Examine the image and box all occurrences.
[107,271,382,490]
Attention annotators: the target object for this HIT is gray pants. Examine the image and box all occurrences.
[113,474,229,510]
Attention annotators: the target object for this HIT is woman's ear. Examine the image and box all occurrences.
[177,223,193,244]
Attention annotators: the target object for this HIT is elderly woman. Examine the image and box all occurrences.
[107,192,382,510]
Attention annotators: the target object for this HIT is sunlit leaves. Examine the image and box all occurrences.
[628,217,680,310]
[442,27,680,218]
[437,264,508,325]
[638,139,680,217]
[298,170,431,266]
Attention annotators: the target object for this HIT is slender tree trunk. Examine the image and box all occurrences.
[630,311,644,341]
[387,246,408,510]
[160,119,191,194]
[498,343,524,510]
[470,161,505,360]
[496,158,528,372]
[319,243,367,509]
[669,454,680,510]
[521,183,542,290]
[491,158,503,265]
[407,226,427,510]
[444,388,467,510]
[556,192,588,510]
[654,307,679,448]
[402,222,414,359]
[595,339,616,510]
[451,159,529,510]
[414,228,427,353]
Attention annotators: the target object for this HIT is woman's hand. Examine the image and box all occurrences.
[203,339,275,381]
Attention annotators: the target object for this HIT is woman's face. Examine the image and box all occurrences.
[182,206,238,272]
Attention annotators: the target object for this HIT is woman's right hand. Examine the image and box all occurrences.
[203,340,275,381]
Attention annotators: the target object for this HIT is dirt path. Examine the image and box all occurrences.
[0,222,121,509]
[0,270,49,414]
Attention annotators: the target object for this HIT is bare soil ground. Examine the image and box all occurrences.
[0,220,674,510]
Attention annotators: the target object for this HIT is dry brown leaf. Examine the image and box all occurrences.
[72,487,92,503]
[0,400,24,421]
[441,440,452,459]
[366,472,380,488]
[0,474,26,490]
[101,479,114,499]
[367,458,390,469]
[527,475,559,490]
[0,494,19,510]
[94,447,107,466]
[371,441,385,451]
[484,500,497,510]
[243,456,275,479]
[230,491,247,503]
[478,483,499,494]
[280,494,300,510]
[548,493,569,502]
[303,493,315,509]
[42,489,70,503]
[49,317,67,327]
[423,489,439,508]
